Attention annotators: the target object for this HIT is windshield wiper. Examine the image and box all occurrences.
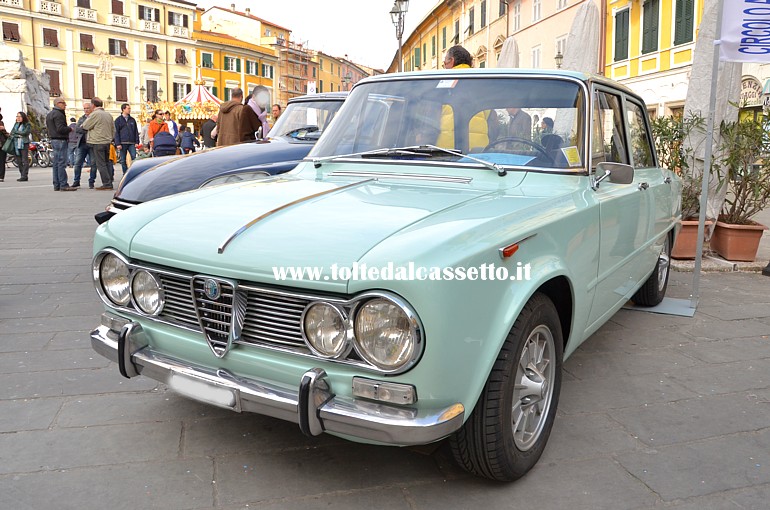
[313,144,507,176]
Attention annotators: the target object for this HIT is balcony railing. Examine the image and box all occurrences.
[39,0,62,15]
[167,25,189,38]
[0,0,23,8]
[109,13,130,28]
[140,20,161,33]
[73,6,97,22]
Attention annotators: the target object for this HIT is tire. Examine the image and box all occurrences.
[632,232,671,307]
[449,292,563,481]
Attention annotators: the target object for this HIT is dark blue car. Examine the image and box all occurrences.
[96,92,347,223]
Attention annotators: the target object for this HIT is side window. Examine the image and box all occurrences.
[591,90,628,167]
[626,100,655,168]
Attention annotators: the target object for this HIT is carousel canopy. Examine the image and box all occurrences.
[177,83,222,106]
[172,81,222,120]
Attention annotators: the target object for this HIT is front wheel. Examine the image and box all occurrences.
[450,292,563,481]
[632,233,671,307]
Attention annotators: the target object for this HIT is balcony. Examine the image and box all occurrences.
[0,0,23,8]
[167,25,189,38]
[109,13,130,28]
[73,6,97,22]
[39,0,62,15]
[140,20,160,33]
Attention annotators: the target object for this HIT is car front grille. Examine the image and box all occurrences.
[151,271,312,354]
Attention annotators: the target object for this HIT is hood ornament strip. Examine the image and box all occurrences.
[218,179,375,254]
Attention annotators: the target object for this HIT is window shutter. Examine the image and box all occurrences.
[44,29,58,47]
[236,58,241,72]
[168,11,173,25]
[674,0,694,45]
[154,8,160,22]
[116,76,128,102]
[642,0,659,54]
[212,86,217,98]
[614,9,629,61]
[112,0,122,15]
[186,83,192,94]
[183,15,188,27]
[77,0,89,8]
[147,80,157,102]
[46,70,61,96]
[119,40,128,56]
[82,73,94,99]
[683,0,694,42]
[414,47,421,68]
[138,6,142,19]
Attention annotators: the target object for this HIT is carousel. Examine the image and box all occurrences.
[139,79,222,133]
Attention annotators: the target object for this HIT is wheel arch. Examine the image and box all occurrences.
[536,275,573,351]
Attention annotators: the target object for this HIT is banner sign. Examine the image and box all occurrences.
[721,0,770,62]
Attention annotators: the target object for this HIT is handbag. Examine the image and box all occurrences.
[2,136,17,156]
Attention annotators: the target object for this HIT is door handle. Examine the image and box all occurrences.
[664,176,672,184]
[638,182,649,191]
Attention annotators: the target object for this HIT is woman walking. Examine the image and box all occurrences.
[9,112,32,181]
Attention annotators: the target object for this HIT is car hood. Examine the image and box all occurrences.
[110,173,516,289]
[117,139,313,202]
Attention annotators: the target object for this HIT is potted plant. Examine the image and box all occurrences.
[651,113,709,259]
[710,118,770,261]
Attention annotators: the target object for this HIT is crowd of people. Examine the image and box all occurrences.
[0,84,283,191]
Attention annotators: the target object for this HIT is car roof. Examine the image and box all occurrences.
[287,92,348,104]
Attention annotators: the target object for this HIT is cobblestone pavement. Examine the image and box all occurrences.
[1,166,769,509]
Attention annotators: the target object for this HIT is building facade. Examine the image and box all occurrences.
[1,0,197,116]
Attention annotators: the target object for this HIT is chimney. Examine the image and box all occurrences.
[245,8,250,15]
[231,3,235,11]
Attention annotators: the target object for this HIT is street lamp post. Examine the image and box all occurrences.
[554,51,563,69]
[390,0,409,72]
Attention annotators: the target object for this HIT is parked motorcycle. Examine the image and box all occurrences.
[29,140,51,167]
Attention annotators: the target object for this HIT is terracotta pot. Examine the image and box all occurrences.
[671,219,713,259]
[711,220,769,262]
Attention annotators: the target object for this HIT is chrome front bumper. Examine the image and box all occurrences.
[90,314,464,445]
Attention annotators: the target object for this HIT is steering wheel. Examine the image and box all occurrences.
[483,137,552,162]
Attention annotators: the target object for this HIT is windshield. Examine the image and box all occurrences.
[311,76,586,170]
[269,99,345,141]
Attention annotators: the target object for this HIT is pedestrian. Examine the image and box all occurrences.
[201,114,217,148]
[442,44,473,69]
[8,112,31,182]
[147,110,169,151]
[73,103,95,188]
[506,107,532,140]
[541,116,554,134]
[0,108,8,182]
[114,103,139,174]
[271,104,282,121]
[164,111,180,144]
[216,88,245,147]
[67,117,78,167]
[45,97,77,191]
[243,87,271,142]
[81,97,116,190]
[180,126,199,154]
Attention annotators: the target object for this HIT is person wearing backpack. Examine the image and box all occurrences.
[180,127,199,154]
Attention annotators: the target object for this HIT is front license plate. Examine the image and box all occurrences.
[169,373,237,410]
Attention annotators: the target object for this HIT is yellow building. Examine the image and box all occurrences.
[605,0,704,115]
[314,51,344,93]
[1,0,196,117]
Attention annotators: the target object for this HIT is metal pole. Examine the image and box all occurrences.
[690,0,725,308]
[397,13,404,73]
[398,35,403,72]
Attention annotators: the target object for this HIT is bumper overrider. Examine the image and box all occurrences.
[91,313,465,445]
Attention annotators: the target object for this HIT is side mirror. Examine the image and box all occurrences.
[592,162,635,190]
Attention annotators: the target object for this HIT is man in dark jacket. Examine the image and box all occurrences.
[201,114,217,148]
[45,97,77,191]
[114,103,139,174]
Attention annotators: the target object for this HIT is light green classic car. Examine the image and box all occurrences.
[91,69,681,481]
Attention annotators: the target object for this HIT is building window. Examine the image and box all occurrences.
[82,73,95,99]
[432,35,436,57]
[533,0,541,22]
[43,28,59,47]
[45,70,62,96]
[115,76,128,102]
[173,82,187,102]
[224,56,240,72]
[146,44,159,61]
[80,33,94,52]
[414,46,421,69]
[642,0,660,54]
[2,22,20,42]
[499,0,507,17]
[109,39,128,57]
[319,80,323,93]
[556,36,567,59]
[262,64,274,78]
[453,19,460,44]
[614,8,630,61]
[168,12,188,27]
[558,0,567,10]
[111,0,123,15]
[423,43,427,64]
[210,86,218,98]
[246,60,257,75]
[201,52,213,68]
[532,46,541,68]
[674,0,694,45]
[481,0,487,28]
[77,0,91,7]
[138,6,159,21]
[513,1,521,31]
[175,49,187,65]
[442,26,447,49]
[468,7,475,35]
[146,79,158,102]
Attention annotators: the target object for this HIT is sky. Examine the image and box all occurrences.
[194,0,439,70]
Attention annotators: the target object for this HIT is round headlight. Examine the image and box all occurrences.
[131,270,163,315]
[302,302,349,358]
[354,298,417,371]
[99,253,130,306]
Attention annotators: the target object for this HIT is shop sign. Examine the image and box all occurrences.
[741,77,762,106]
